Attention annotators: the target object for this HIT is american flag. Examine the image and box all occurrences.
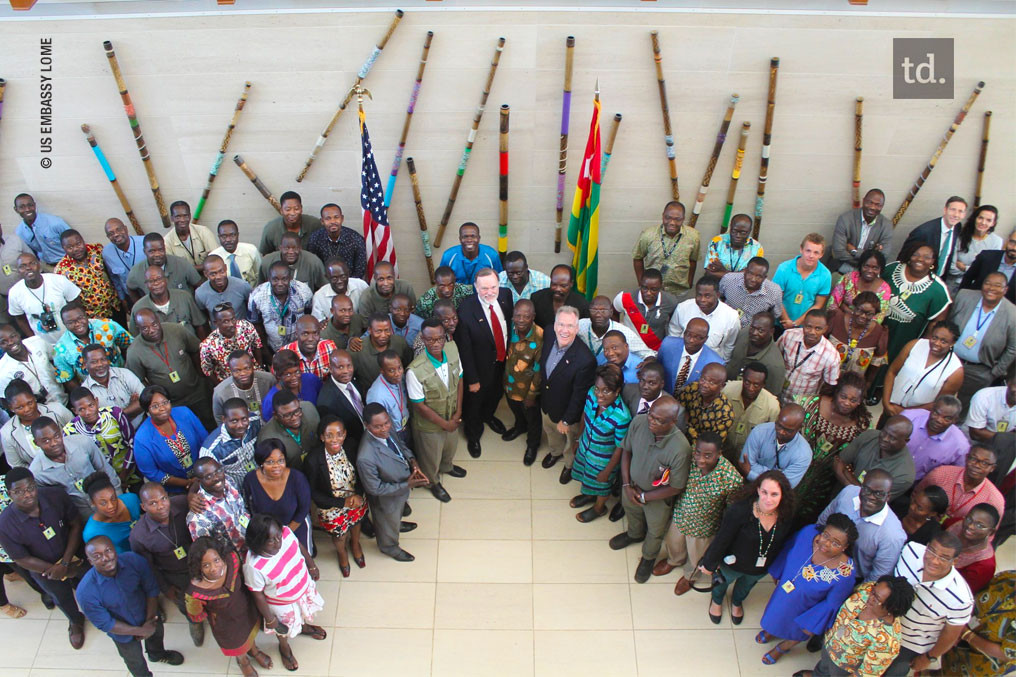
[360,108,397,279]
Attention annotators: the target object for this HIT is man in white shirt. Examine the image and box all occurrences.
[80,344,145,425]
[208,219,262,289]
[311,258,369,320]
[964,374,1016,443]
[579,295,655,360]
[668,275,740,360]
[8,252,81,345]
[0,324,65,406]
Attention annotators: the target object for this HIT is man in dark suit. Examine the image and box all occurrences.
[539,305,597,483]
[453,267,513,458]
[960,227,1016,303]
[948,274,1016,405]
[317,350,365,460]
[829,188,893,274]
[356,404,428,562]
[900,195,968,278]
[531,264,590,330]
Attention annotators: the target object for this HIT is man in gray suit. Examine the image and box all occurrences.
[356,403,429,562]
[949,272,1016,407]
[829,189,893,274]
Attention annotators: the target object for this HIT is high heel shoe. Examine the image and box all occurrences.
[339,562,351,578]
[353,553,366,568]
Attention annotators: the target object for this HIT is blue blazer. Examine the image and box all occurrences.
[657,338,725,394]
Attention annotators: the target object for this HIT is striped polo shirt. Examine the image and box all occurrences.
[893,541,973,653]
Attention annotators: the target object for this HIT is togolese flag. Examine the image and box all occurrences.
[567,93,601,301]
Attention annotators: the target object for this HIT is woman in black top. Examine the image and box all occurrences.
[901,485,948,545]
[700,469,795,625]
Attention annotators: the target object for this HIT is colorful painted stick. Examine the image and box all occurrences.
[194,81,251,222]
[687,94,738,229]
[974,111,991,208]
[433,36,506,248]
[753,57,779,239]
[406,157,435,284]
[384,30,433,208]
[852,97,864,209]
[650,31,679,201]
[103,40,170,229]
[721,122,751,233]
[892,81,985,227]
[554,36,575,253]
[233,154,282,214]
[0,78,5,121]
[81,124,143,235]
[498,104,510,260]
[296,9,404,183]
[600,113,622,179]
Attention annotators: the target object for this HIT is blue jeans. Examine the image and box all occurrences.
[710,563,767,607]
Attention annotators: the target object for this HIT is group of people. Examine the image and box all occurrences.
[0,186,1011,676]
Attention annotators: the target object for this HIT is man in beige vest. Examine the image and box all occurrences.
[406,317,466,503]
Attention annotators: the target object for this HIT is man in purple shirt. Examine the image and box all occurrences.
[901,395,970,483]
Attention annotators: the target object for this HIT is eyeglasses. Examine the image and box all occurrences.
[213,302,234,313]
[925,546,956,563]
[963,516,994,531]
[860,485,889,501]
[967,455,996,469]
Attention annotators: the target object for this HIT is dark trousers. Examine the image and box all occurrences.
[811,647,851,676]
[710,563,767,607]
[883,646,920,677]
[463,362,505,443]
[31,572,85,625]
[115,618,168,677]
[506,398,541,448]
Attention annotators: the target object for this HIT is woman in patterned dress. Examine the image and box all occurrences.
[828,249,892,323]
[64,386,138,488]
[881,243,952,366]
[826,292,889,387]
[305,417,366,578]
[133,385,208,493]
[569,364,633,523]
[756,514,859,665]
[943,569,1016,676]
[792,372,872,525]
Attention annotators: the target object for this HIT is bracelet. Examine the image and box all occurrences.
[622,483,631,487]
[961,629,973,642]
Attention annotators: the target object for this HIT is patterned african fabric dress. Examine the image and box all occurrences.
[827,271,892,324]
[63,406,137,482]
[571,389,632,497]
[943,570,1016,676]
[826,309,889,379]
[881,261,951,363]
[761,524,856,642]
[791,395,871,525]
[821,581,903,676]
[53,243,119,319]
[185,550,262,657]
[243,526,324,636]
[319,449,367,537]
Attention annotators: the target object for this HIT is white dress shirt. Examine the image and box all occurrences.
[483,298,508,348]
[668,298,740,360]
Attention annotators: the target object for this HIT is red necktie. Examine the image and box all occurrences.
[489,303,506,362]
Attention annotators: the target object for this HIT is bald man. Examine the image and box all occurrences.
[657,316,725,394]
[357,261,417,319]
[739,403,812,487]
[834,414,916,500]
[280,314,337,380]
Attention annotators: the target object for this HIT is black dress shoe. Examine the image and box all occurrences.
[806,634,823,653]
[486,417,507,435]
[41,593,55,610]
[608,532,644,550]
[468,440,481,458]
[399,521,418,533]
[634,557,655,584]
[501,427,524,441]
[523,446,537,466]
[541,453,561,469]
[403,503,412,517]
[430,483,452,503]
[448,465,467,478]
[391,549,415,562]
[609,502,625,522]
[559,466,572,484]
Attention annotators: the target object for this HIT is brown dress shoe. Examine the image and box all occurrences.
[652,560,676,577]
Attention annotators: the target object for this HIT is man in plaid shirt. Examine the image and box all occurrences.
[776,308,840,399]
[280,315,336,380]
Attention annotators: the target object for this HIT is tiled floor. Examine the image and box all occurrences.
[2,411,1014,676]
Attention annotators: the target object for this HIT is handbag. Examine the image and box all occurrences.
[673,558,717,596]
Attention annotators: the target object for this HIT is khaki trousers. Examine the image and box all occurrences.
[662,521,715,574]
[413,427,459,484]
[622,490,674,560]
[542,415,580,468]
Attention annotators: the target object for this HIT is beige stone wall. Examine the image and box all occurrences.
[0,9,1012,294]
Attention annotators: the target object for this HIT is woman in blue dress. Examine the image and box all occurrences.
[133,385,209,493]
[81,471,140,553]
[756,512,859,665]
[241,438,313,553]
[569,364,632,523]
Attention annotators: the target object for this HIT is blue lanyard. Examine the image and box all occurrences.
[975,303,995,332]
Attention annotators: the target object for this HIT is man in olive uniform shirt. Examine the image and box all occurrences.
[350,313,412,396]
[631,202,701,296]
[125,233,202,305]
[128,266,209,338]
[259,191,321,254]
[258,231,327,290]
[0,223,32,324]
[125,309,213,430]
[726,311,786,397]
[320,294,365,349]
[722,362,781,464]
[256,390,321,467]
[609,396,692,583]
[358,261,417,319]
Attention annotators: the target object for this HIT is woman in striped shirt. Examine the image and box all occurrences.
[243,514,325,672]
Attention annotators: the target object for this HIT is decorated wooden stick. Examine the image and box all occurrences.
[296,9,404,183]
[193,81,251,222]
[499,104,510,261]
[433,36,506,248]
[852,97,864,209]
[233,154,282,214]
[103,40,170,229]
[384,30,433,208]
[600,113,622,179]
[406,157,435,283]
[721,121,751,233]
[554,36,575,253]
[892,81,985,227]
[974,110,992,208]
[650,31,679,200]
[0,78,5,122]
[753,57,779,239]
[687,94,738,229]
[81,124,143,235]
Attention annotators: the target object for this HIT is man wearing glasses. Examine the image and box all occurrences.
[948,273,1016,407]
[915,446,1004,529]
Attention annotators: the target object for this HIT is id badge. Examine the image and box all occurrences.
[278,326,287,336]
[239,514,250,528]
[793,292,804,305]
[735,422,746,435]
[781,580,795,593]
[756,556,768,568]
[173,546,187,560]
[2,264,11,276]
[43,526,56,540]
[244,460,257,472]
[180,454,193,469]
[74,478,85,493]
[962,335,977,348]
[247,400,259,412]
[782,378,790,392]
[856,470,867,483]
[998,421,1009,432]
[168,370,181,383]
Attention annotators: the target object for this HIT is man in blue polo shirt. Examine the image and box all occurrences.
[78,534,184,675]
[773,233,832,329]
[14,193,69,267]
[439,222,503,283]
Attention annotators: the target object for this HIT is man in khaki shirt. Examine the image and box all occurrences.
[165,202,218,269]
[631,201,701,296]
[722,361,781,464]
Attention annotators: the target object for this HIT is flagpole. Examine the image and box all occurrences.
[567,82,602,301]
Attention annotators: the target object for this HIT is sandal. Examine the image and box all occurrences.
[301,624,327,640]
[762,643,790,665]
[0,603,26,618]
[754,630,771,644]
[238,657,258,677]
[576,505,608,523]
[250,647,273,670]
[280,646,299,672]
[569,494,595,508]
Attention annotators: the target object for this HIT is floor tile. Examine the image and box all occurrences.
[439,499,532,540]
[436,540,533,583]
[532,540,628,583]
[629,579,733,629]
[447,461,531,499]
[401,497,441,539]
[0,618,46,668]
[432,629,534,676]
[531,499,622,540]
[532,583,633,630]
[529,464,578,500]
[433,583,534,629]
[534,630,637,677]
[635,629,740,673]
[731,627,817,677]
[328,628,432,676]
[347,537,438,582]
[334,581,436,628]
